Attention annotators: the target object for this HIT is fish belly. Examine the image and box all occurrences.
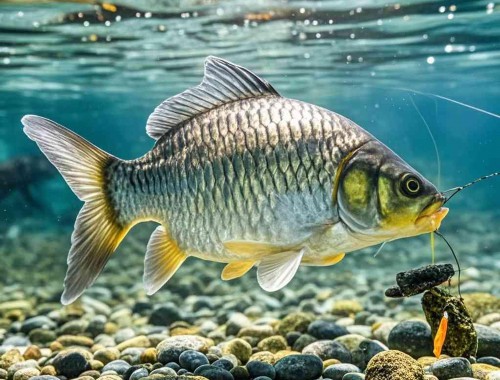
[109,96,372,262]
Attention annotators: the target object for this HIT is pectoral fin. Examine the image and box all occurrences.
[221,261,255,281]
[144,225,187,295]
[257,248,305,292]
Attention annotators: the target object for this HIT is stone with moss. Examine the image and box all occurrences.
[365,350,425,380]
[277,312,314,335]
[257,335,287,353]
[422,288,478,357]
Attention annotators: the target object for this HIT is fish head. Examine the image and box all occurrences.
[336,141,448,241]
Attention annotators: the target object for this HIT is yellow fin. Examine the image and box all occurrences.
[144,225,187,295]
[221,261,255,281]
[223,240,298,259]
[303,253,345,266]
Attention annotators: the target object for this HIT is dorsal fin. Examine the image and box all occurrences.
[146,56,281,140]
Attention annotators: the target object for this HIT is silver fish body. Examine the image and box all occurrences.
[22,56,447,304]
[107,96,372,261]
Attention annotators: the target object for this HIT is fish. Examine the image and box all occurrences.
[21,56,449,305]
[0,155,56,210]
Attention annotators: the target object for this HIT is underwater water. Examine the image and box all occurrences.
[0,1,499,379]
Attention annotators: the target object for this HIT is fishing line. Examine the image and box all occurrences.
[409,95,441,189]
[443,172,500,204]
[434,231,462,299]
[394,87,500,119]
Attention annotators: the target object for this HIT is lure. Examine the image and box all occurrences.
[433,311,449,357]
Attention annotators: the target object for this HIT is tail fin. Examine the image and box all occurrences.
[22,115,128,305]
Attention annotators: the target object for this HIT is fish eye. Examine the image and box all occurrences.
[401,174,422,197]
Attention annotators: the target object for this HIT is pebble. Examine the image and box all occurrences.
[13,368,41,380]
[194,364,234,380]
[149,367,177,375]
[274,354,323,380]
[148,303,183,326]
[129,367,148,380]
[246,360,276,379]
[52,351,89,378]
[302,340,352,362]
[101,360,131,375]
[257,336,287,353]
[475,324,500,358]
[116,336,150,351]
[307,320,349,340]
[365,350,425,380]
[179,350,210,372]
[213,358,235,371]
[342,374,365,380]
[431,357,473,379]
[222,339,253,363]
[156,335,212,363]
[323,363,361,380]
[93,348,120,365]
[388,320,433,358]
[478,357,500,367]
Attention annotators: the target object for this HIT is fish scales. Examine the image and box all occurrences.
[106,96,371,259]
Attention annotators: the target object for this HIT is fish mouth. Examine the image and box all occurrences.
[415,194,449,232]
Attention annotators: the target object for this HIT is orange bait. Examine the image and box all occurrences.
[433,311,449,357]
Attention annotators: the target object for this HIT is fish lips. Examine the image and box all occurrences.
[415,193,449,232]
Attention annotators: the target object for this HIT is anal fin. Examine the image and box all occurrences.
[221,261,255,281]
[144,225,187,295]
[223,240,299,260]
[257,248,305,292]
[302,253,345,266]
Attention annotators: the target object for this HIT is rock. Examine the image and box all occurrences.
[365,350,424,380]
[157,335,213,364]
[39,365,57,376]
[249,352,276,365]
[257,336,287,353]
[331,301,363,317]
[93,348,120,365]
[29,377,59,380]
[222,339,253,364]
[334,334,366,352]
[149,303,183,326]
[13,367,40,380]
[59,319,88,335]
[2,336,30,347]
[0,349,23,369]
[431,357,473,379]
[308,320,349,340]
[28,329,56,345]
[323,363,361,380]
[387,320,433,358]
[116,336,150,351]
[238,325,274,340]
[194,364,234,380]
[475,324,500,358]
[342,374,365,380]
[226,313,252,336]
[462,293,500,320]
[274,354,323,380]
[246,360,276,379]
[23,345,42,360]
[292,334,316,352]
[472,363,500,380]
[129,367,148,380]
[53,351,89,378]
[486,371,500,380]
[140,348,157,364]
[478,357,500,367]
[372,322,398,345]
[230,365,250,380]
[101,360,131,375]
[20,316,56,334]
[422,288,478,357]
[57,335,94,347]
[302,340,351,362]
[179,350,210,372]
[150,367,177,375]
[277,313,314,335]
